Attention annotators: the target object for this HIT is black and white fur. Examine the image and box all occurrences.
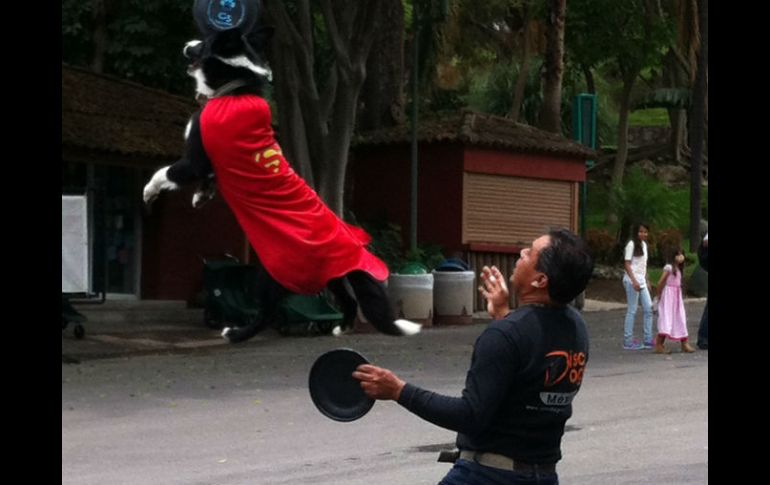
[142,29,420,342]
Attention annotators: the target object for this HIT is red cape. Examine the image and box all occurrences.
[200,95,388,294]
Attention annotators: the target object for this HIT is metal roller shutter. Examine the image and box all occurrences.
[463,173,576,246]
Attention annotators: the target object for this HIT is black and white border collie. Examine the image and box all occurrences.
[142,29,420,342]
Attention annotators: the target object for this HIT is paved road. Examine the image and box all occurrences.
[62,303,707,484]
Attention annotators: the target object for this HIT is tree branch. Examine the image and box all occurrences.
[265,0,306,52]
[320,0,353,74]
[297,0,313,55]
[351,0,383,66]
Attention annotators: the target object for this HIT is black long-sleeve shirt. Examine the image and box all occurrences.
[397,305,589,464]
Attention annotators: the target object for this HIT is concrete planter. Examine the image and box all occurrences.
[387,273,434,326]
[433,270,475,325]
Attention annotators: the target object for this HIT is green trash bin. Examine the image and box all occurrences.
[277,294,343,336]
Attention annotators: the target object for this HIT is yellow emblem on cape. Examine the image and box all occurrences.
[254,147,283,173]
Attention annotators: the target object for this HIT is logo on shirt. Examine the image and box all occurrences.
[539,390,578,406]
[543,350,586,388]
[537,350,586,407]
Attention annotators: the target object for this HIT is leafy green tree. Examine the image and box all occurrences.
[566,0,674,190]
[442,0,544,122]
[62,0,197,96]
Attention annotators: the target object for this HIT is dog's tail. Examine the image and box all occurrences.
[331,318,422,337]
[393,319,422,335]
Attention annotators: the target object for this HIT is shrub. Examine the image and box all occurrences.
[585,229,616,265]
[360,219,445,272]
[653,228,684,265]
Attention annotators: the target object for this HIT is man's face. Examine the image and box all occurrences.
[511,235,551,293]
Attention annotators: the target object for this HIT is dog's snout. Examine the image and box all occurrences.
[183,40,204,60]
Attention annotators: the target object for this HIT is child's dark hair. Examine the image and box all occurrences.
[666,247,685,276]
[631,222,650,257]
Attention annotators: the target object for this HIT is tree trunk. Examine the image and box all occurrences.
[663,49,687,162]
[320,68,363,215]
[581,64,595,94]
[668,108,686,162]
[359,0,405,131]
[510,4,532,122]
[264,11,316,185]
[689,0,707,252]
[538,0,566,134]
[90,0,108,73]
[610,72,638,188]
[265,0,383,216]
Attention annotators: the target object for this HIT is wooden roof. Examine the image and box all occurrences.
[354,110,597,159]
[62,64,196,162]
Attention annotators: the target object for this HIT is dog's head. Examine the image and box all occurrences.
[184,26,273,98]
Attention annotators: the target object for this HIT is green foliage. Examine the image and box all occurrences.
[585,228,616,265]
[568,0,675,77]
[405,243,446,272]
[629,108,670,127]
[464,60,543,124]
[360,220,405,272]
[587,167,709,247]
[610,166,680,234]
[633,88,691,111]
[360,219,445,272]
[62,0,197,96]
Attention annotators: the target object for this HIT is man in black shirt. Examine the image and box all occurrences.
[353,229,593,485]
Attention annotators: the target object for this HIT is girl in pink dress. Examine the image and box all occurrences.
[654,248,696,354]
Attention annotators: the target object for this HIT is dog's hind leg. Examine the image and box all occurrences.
[327,277,359,336]
[344,271,421,336]
[221,263,288,344]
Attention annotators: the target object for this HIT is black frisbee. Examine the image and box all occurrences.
[308,348,375,422]
[193,0,260,35]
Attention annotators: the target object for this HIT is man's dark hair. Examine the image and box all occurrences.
[536,229,594,304]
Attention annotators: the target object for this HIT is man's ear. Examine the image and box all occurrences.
[530,273,548,288]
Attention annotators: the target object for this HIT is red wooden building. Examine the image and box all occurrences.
[349,111,596,309]
[62,66,594,307]
[62,64,248,302]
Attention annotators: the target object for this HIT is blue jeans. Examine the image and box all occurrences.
[623,278,653,344]
[439,459,558,485]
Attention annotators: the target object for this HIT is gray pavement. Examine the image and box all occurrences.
[62,299,708,484]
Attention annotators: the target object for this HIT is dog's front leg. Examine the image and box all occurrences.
[143,166,180,206]
[192,175,217,208]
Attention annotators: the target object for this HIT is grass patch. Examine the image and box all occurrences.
[629,108,669,127]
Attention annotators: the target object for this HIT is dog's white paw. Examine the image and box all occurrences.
[221,327,233,341]
[331,325,354,337]
[143,166,178,205]
[192,180,217,208]
[192,190,210,208]
[394,319,422,336]
[143,183,159,205]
